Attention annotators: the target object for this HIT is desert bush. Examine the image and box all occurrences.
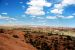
[41,42,50,50]
[0,29,4,33]
[13,35,19,38]
[48,32,53,36]
[66,36,72,40]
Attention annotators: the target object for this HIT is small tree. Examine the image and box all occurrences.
[48,32,52,36]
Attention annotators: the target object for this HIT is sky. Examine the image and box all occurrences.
[0,0,75,27]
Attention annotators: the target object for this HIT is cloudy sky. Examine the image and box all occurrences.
[0,0,75,27]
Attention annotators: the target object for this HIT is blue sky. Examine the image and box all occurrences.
[0,0,75,27]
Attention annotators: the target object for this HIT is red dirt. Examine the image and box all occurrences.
[0,31,37,50]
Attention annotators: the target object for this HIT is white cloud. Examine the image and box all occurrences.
[38,20,46,22]
[58,15,74,19]
[51,9,63,14]
[51,4,63,14]
[56,0,75,8]
[25,6,45,15]
[51,3,63,14]
[46,16,57,19]
[46,15,74,19]
[0,15,17,20]
[51,0,75,15]
[58,15,64,18]
[10,18,17,20]
[27,0,51,7]
[62,0,75,6]
[25,0,52,16]
[54,4,63,9]
[37,17,44,19]
[31,16,36,17]
[65,16,74,19]
[1,13,8,15]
